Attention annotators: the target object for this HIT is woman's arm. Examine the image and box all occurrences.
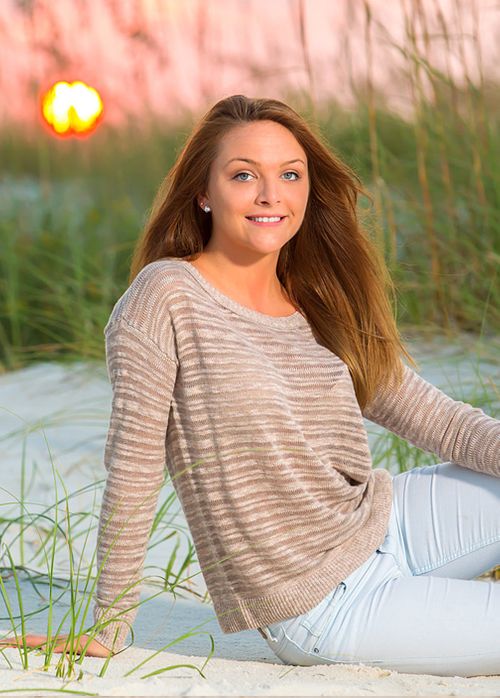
[91,316,178,653]
[362,362,499,478]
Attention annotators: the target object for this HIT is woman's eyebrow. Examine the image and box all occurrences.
[224,157,306,167]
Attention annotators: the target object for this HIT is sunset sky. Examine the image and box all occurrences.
[1,0,499,131]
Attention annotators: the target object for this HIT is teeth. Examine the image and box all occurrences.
[248,216,282,222]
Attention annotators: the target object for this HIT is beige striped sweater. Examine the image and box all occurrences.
[92,258,500,652]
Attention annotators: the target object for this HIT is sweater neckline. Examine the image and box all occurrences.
[173,259,307,328]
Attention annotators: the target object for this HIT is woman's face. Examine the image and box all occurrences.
[199,120,309,261]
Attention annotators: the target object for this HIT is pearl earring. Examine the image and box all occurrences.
[202,203,211,212]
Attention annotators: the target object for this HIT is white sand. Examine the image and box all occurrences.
[1,643,500,696]
[0,337,499,695]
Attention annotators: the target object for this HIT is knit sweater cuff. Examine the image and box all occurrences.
[91,604,134,654]
[448,409,500,478]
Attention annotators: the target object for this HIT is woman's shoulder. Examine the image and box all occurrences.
[104,258,187,337]
[132,257,189,292]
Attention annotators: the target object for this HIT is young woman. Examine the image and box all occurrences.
[4,95,499,675]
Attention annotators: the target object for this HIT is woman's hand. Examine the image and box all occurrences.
[0,633,112,657]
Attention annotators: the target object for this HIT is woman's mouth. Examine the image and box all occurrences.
[245,216,286,226]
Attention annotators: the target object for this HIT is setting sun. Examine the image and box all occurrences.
[41,80,103,136]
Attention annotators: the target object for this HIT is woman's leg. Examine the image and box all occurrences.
[393,461,500,579]
[338,461,500,676]
[266,462,500,676]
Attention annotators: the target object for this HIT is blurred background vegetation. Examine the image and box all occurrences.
[0,0,498,373]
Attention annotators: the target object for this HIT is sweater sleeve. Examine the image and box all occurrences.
[362,361,499,478]
[91,316,178,653]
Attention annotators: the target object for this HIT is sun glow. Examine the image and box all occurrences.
[41,81,104,136]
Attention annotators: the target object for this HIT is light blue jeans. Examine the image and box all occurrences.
[259,462,500,677]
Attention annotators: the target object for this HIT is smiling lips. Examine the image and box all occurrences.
[246,215,286,226]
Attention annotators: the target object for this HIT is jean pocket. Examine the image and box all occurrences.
[261,621,290,658]
[298,582,347,643]
[262,584,349,664]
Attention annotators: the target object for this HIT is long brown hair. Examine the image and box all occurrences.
[129,94,416,410]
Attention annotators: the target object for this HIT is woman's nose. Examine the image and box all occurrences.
[256,180,281,205]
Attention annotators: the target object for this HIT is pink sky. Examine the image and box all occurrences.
[1,0,499,131]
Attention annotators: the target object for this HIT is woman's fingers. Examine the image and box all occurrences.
[0,636,19,647]
[49,635,112,657]
[0,634,50,648]
[0,633,110,656]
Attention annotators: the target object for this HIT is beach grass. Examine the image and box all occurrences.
[0,419,218,681]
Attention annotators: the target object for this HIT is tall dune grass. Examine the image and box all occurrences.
[1,1,499,372]
[1,70,498,374]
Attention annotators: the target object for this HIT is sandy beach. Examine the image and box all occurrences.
[2,639,500,696]
[0,337,498,695]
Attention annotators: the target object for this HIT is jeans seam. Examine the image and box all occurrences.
[282,627,314,658]
[412,535,500,575]
[386,485,413,576]
[299,582,347,636]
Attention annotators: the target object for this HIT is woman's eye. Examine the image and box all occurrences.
[233,171,300,181]
[234,172,253,181]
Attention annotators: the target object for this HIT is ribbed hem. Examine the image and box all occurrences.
[213,468,393,633]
